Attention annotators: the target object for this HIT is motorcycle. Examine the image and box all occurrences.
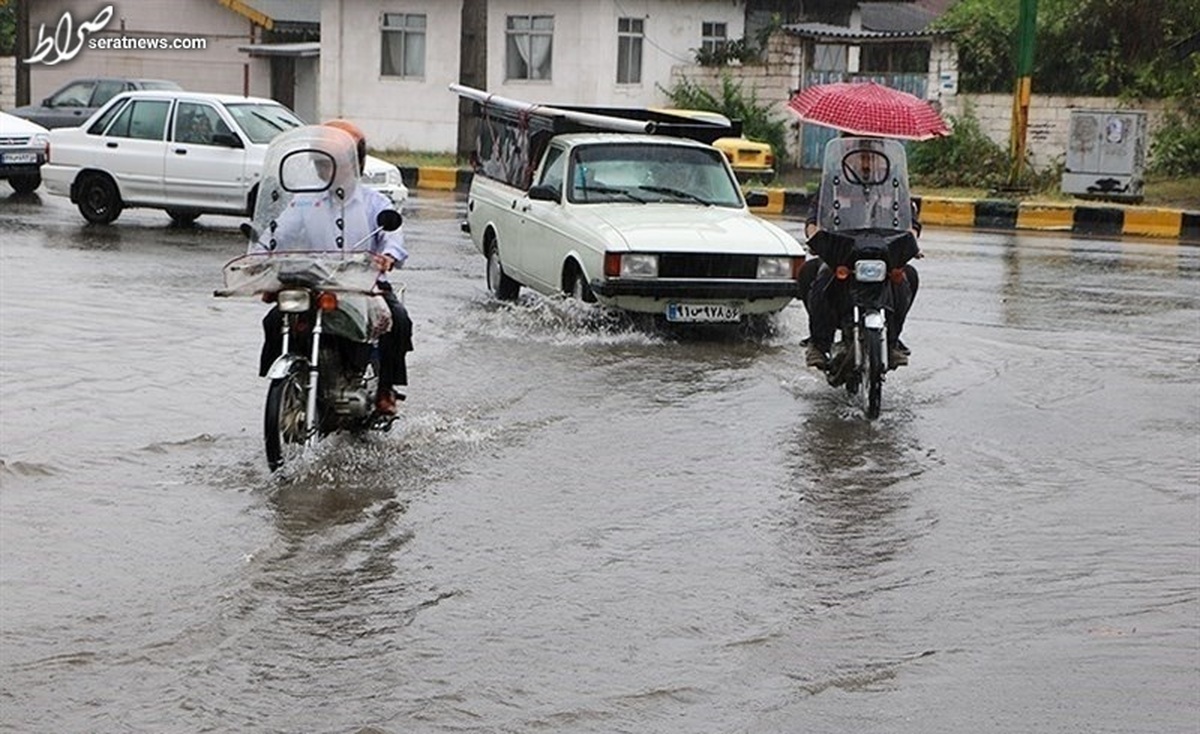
[214,125,403,470]
[805,136,921,419]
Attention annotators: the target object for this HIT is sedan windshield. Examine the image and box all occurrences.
[568,143,742,207]
[224,103,304,144]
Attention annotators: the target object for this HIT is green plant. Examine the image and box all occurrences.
[660,75,789,169]
[693,38,760,66]
[1149,104,1200,177]
[908,105,1008,189]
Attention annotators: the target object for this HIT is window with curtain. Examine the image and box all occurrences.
[506,14,554,81]
[381,12,426,78]
[701,21,727,55]
[617,17,643,84]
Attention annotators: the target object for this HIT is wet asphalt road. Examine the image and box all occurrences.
[1,189,1197,733]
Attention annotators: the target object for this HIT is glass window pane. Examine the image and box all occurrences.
[127,100,169,141]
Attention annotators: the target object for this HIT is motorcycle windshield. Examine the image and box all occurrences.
[816,137,912,234]
[250,125,362,253]
[219,251,381,297]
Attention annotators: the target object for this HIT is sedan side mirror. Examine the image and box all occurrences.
[213,132,244,148]
[528,184,561,203]
[376,209,402,231]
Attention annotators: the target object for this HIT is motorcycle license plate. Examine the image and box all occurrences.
[665,303,742,323]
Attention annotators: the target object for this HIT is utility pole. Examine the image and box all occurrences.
[457,0,487,162]
[1007,0,1037,188]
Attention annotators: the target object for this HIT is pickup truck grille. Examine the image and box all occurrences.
[658,253,759,279]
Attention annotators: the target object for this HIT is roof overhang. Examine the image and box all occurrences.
[782,23,955,43]
[237,42,320,58]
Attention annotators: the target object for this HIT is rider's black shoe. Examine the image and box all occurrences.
[806,343,830,369]
[889,345,909,368]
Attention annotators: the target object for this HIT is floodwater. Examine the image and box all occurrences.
[2,190,1197,733]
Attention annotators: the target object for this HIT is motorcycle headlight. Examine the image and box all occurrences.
[756,256,793,279]
[277,289,311,312]
[855,259,887,283]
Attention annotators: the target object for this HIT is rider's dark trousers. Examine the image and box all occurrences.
[259,284,413,389]
[805,262,918,349]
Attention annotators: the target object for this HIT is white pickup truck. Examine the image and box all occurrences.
[464,131,805,324]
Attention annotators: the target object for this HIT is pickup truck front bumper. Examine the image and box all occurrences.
[590,278,801,300]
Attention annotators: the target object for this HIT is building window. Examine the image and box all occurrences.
[506,14,554,81]
[617,17,643,84]
[381,13,426,77]
[701,21,727,55]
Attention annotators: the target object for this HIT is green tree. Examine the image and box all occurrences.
[660,75,789,168]
[0,2,16,57]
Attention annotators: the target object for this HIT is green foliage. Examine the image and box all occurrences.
[0,4,15,57]
[694,38,760,66]
[908,106,1009,189]
[661,75,789,169]
[1149,104,1200,176]
[933,0,1200,97]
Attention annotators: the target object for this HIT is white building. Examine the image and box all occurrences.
[319,0,748,152]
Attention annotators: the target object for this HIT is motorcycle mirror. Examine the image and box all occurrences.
[376,209,402,231]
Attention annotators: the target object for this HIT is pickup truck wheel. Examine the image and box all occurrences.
[487,244,520,301]
[77,173,122,224]
[9,173,40,194]
[568,265,596,303]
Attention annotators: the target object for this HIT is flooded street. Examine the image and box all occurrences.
[2,191,1197,733]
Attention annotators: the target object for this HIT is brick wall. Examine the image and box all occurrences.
[0,56,15,111]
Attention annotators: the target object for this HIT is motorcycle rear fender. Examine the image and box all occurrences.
[265,353,308,380]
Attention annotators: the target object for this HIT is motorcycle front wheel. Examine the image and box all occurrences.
[864,328,885,419]
[264,372,311,471]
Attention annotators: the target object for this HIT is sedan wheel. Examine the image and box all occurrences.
[570,266,596,303]
[9,173,40,194]
[77,173,122,224]
[166,208,200,226]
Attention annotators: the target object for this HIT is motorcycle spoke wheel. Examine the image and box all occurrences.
[864,329,885,419]
[264,373,311,471]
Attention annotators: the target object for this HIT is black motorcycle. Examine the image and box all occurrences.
[806,137,920,418]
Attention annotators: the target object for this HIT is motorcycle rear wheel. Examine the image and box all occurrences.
[264,372,311,471]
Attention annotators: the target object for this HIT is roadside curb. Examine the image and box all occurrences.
[403,166,1200,244]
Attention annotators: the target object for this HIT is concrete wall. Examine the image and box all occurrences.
[20,0,272,103]
[0,56,14,110]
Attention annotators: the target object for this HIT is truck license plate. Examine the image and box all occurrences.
[2,153,39,164]
[665,303,742,323]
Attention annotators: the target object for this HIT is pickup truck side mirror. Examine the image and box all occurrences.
[744,191,769,207]
[527,184,561,203]
[376,209,402,231]
[213,132,244,149]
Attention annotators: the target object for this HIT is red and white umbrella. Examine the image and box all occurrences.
[787,81,951,141]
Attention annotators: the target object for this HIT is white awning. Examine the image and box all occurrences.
[237,42,320,58]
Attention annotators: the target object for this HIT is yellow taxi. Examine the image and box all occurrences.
[655,108,776,183]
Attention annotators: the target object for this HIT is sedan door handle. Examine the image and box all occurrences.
[106,142,118,148]
[174,148,187,155]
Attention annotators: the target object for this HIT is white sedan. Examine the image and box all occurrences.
[0,111,50,194]
[41,89,405,225]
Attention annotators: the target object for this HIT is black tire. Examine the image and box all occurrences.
[264,372,309,471]
[9,173,40,194]
[568,263,596,303]
[166,208,200,226]
[864,327,885,419]
[77,173,122,224]
[486,241,520,301]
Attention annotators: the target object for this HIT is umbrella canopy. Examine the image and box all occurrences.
[787,81,951,141]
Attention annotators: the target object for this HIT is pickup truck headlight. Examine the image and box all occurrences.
[605,253,658,278]
[756,256,794,279]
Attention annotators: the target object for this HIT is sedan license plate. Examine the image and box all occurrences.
[2,152,39,164]
[666,303,742,323]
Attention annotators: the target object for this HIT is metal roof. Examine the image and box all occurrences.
[782,22,954,42]
[237,41,320,58]
[860,2,939,33]
[217,0,320,29]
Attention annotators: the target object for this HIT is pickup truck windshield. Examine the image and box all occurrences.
[568,143,742,207]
